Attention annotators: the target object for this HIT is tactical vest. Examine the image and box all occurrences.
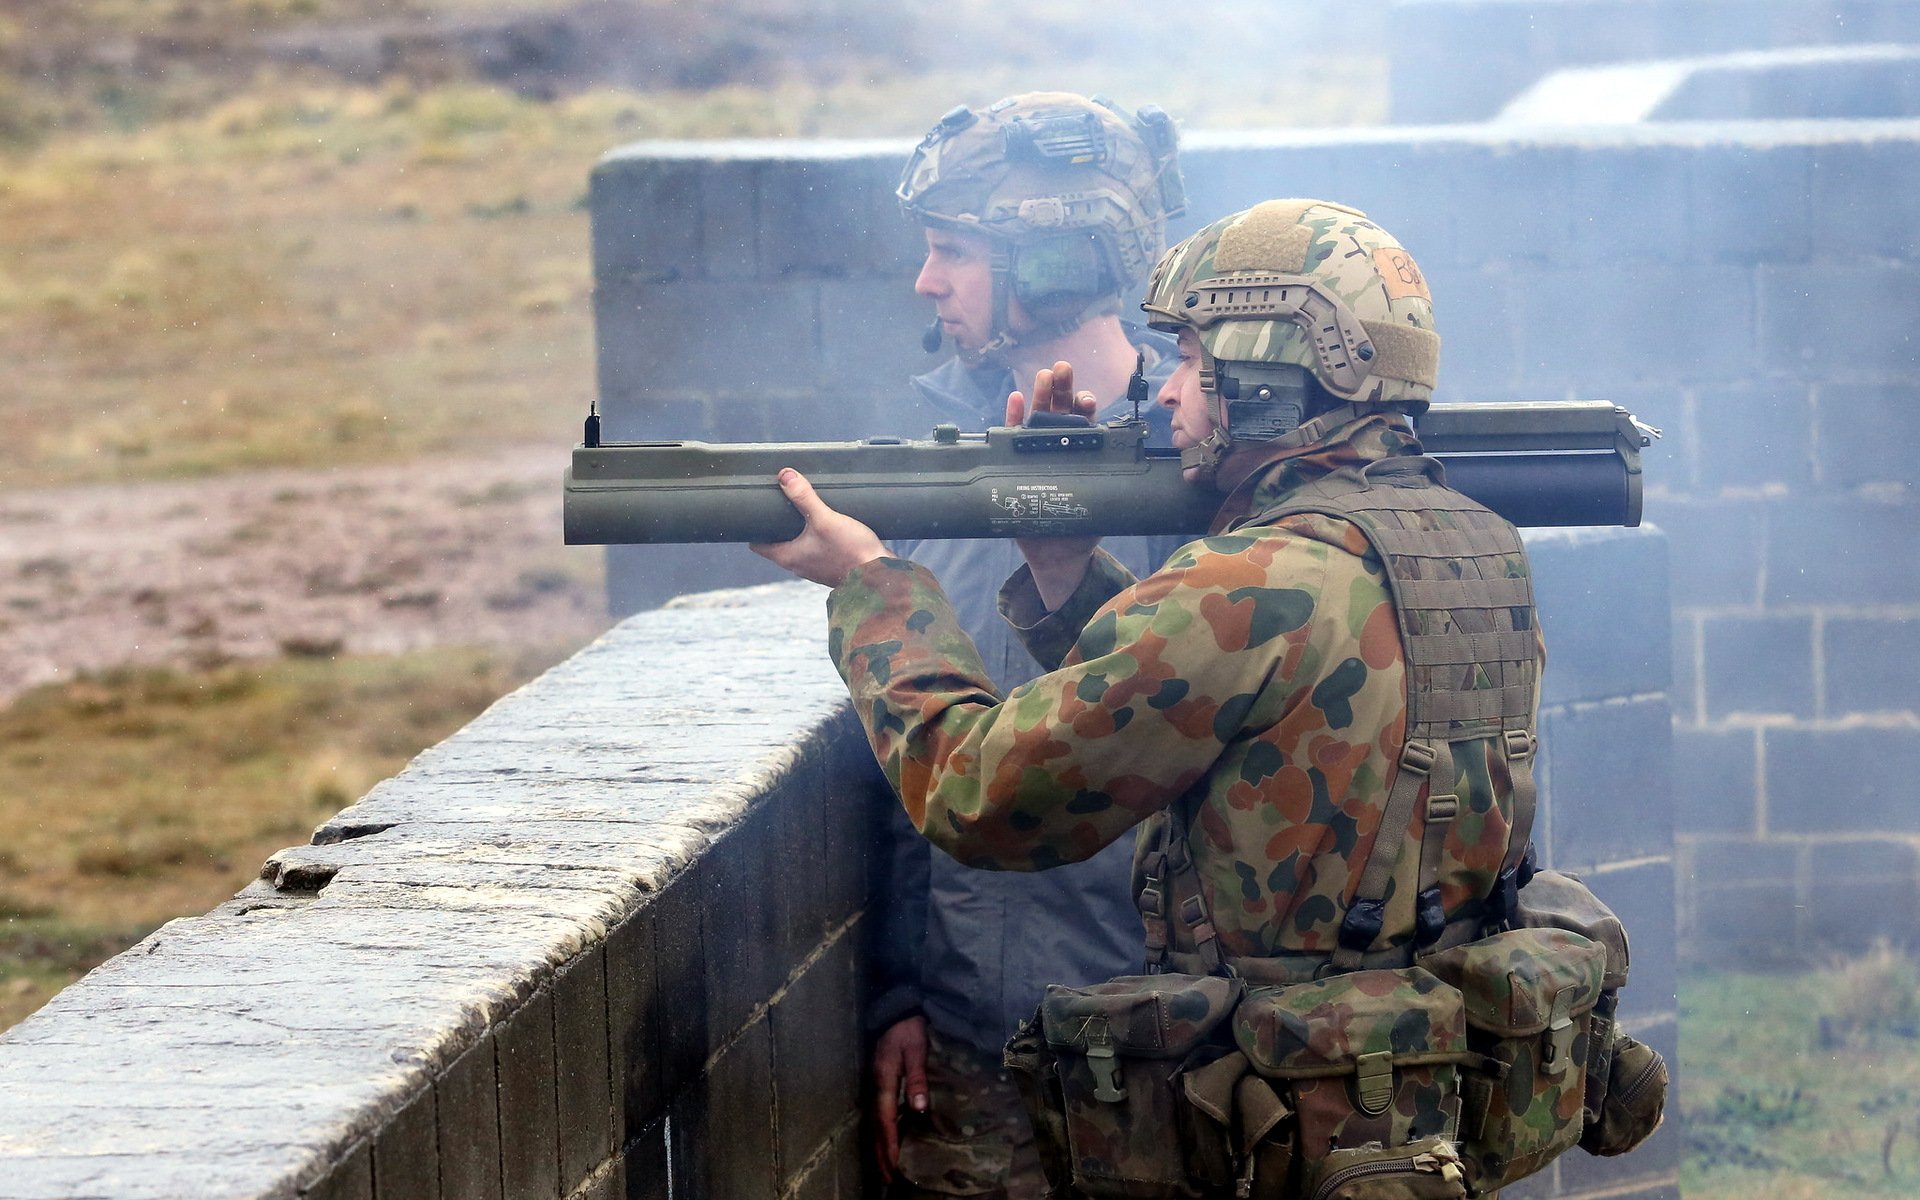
[1138,453,1541,981]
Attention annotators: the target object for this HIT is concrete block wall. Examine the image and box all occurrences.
[0,583,888,1200]
[1389,0,1920,123]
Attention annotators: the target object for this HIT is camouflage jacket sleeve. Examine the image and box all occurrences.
[827,533,1353,872]
[995,547,1137,672]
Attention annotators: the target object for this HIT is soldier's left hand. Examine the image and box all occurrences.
[1006,361,1102,609]
[751,468,890,587]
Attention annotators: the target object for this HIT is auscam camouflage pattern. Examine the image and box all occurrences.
[896,1027,1051,1200]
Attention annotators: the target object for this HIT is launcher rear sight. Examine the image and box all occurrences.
[563,401,1656,547]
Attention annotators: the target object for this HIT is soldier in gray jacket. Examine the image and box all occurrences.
[871,92,1189,1200]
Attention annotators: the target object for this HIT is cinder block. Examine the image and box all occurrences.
[1582,860,1679,1019]
[652,869,711,1098]
[373,1086,439,1200]
[1825,616,1920,716]
[816,279,946,410]
[824,706,886,923]
[1524,526,1671,706]
[605,909,664,1143]
[1764,494,1920,607]
[670,1018,777,1200]
[1767,725,1920,833]
[1651,497,1763,608]
[1538,696,1673,868]
[626,1119,669,1200]
[1811,132,1920,260]
[1815,381,1919,489]
[1671,726,1758,835]
[436,1035,503,1200]
[1439,144,1582,267]
[498,988,560,1200]
[1688,143,1813,263]
[1424,263,1518,398]
[1691,381,1814,492]
[1685,836,1799,889]
[1805,840,1920,952]
[1757,262,1920,375]
[594,279,820,405]
[1670,616,1699,725]
[760,158,895,279]
[308,1141,374,1200]
[1701,613,1815,720]
[771,932,861,1189]
[1686,877,1802,965]
[1559,144,1694,267]
[704,807,786,1045]
[554,950,614,1194]
[591,157,704,283]
[765,763,831,980]
[1512,264,1755,390]
[700,160,763,279]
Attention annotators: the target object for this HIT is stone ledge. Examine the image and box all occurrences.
[0,582,847,1200]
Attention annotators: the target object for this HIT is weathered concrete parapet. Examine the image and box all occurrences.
[0,582,884,1200]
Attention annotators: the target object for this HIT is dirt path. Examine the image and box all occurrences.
[0,445,612,706]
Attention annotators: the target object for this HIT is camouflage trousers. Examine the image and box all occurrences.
[891,1026,1049,1200]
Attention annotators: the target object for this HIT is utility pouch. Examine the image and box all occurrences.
[1303,1135,1469,1200]
[1577,1032,1668,1157]
[1234,968,1471,1179]
[1424,928,1606,1192]
[1037,973,1244,1198]
[1005,1014,1076,1195]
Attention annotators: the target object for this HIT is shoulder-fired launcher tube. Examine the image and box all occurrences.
[563,401,1652,546]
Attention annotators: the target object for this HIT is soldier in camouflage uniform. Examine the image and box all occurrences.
[756,200,1547,1192]
[872,93,1189,1200]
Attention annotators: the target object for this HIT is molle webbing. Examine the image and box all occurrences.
[1264,464,1540,972]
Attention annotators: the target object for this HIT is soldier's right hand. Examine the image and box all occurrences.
[871,1013,930,1182]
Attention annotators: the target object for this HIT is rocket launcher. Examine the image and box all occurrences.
[563,400,1656,546]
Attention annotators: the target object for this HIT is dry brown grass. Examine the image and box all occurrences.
[0,644,571,1029]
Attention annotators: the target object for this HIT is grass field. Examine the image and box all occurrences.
[1681,951,1920,1197]
[0,643,572,1030]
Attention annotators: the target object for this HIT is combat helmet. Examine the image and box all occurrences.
[898,92,1184,360]
[1141,199,1441,483]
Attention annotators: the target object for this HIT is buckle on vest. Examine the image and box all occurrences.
[1337,898,1386,954]
[1400,740,1438,776]
[1355,1051,1395,1116]
[1503,729,1535,760]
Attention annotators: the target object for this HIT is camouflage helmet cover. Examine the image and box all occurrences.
[1143,199,1440,420]
[899,92,1184,349]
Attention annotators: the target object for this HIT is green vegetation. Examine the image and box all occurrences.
[1682,950,1920,1198]
[0,645,569,1030]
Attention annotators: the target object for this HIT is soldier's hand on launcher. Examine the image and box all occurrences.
[750,469,889,587]
[1005,360,1103,608]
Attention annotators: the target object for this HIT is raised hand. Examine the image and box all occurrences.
[1005,361,1102,609]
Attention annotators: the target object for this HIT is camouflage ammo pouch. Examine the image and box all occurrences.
[1513,869,1669,1161]
[1234,968,1475,1199]
[1008,973,1244,1199]
[1422,927,1606,1191]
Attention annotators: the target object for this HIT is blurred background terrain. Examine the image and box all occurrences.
[0,0,1384,1026]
